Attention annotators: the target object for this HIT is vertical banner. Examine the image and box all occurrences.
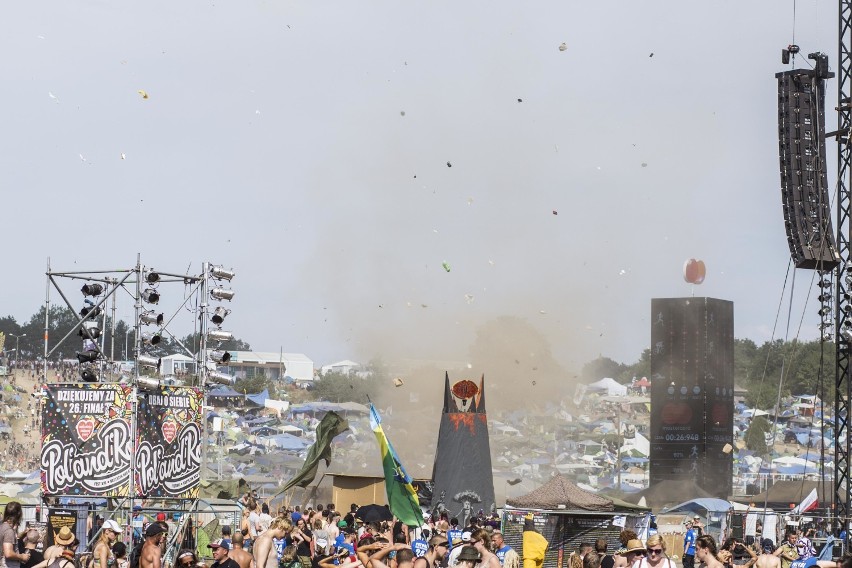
[40,384,133,496]
[135,386,203,498]
[45,508,78,548]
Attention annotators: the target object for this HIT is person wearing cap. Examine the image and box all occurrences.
[209,540,238,568]
[413,535,449,568]
[683,520,698,568]
[492,531,518,568]
[229,533,252,568]
[93,520,122,568]
[141,523,167,568]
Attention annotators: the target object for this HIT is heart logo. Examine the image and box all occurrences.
[162,420,177,444]
[77,418,95,442]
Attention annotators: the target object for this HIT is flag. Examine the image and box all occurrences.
[279,411,348,493]
[369,404,421,526]
[791,488,818,514]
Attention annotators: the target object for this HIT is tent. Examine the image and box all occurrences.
[207,387,243,398]
[750,480,838,507]
[620,479,715,509]
[586,378,628,397]
[506,474,615,512]
[245,389,269,407]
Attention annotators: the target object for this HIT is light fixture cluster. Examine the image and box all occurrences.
[817,276,834,343]
[77,283,104,381]
[138,269,163,374]
[206,264,236,386]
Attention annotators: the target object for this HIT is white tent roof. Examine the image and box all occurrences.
[586,377,628,396]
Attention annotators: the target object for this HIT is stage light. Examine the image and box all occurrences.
[141,288,160,304]
[210,288,235,301]
[140,311,164,326]
[78,326,101,339]
[819,279,832,288]
[818,293,832,302]
[80,368,98,382]
[210,350,231,364]
[137,377,161,391]
[146,271,160,284]
[141,332,162,346]
[81,283,104,296]
[207,329,234,343]
[210,265,235,281]
[207,371,235,385]
[138,355,161,370]
[80,306,102,319]
[76,351,99,364]
[211,307,230,325]
[842,328,852,343]
[818,307,831,316]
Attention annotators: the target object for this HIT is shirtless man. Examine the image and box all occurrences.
[253,518,291,568]
[230,533,254,568]
[140,524,166,568]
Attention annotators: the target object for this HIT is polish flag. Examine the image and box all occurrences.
[792,488,819,514]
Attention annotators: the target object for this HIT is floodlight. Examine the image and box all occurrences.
[141,288,160,304]
[146,271,160,284]
[76,351,99,364]
[819,279,832,288]
[210,288,235,301]
[207,329,234,343]
[81,283,104,296]
[818,307,831,316]
[80,306,102,319]
[138,355,161,370]
[137,377,161,391]
[141,332,162,346]
[207,371,235,385]
[78,326,102,339]
[140,311,164,326]
[211,307,230,325]
[210,265,236,281]
[210,350,231,364]
[842,328,852,343]
[80,368,98,382]
[818,293,831,302]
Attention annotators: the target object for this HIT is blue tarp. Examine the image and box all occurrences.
[208,387,243,398]
[246,389,270,406]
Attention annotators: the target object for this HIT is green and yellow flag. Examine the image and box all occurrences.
[369,404,421,526]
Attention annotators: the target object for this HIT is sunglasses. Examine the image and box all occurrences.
[648,549,664,555]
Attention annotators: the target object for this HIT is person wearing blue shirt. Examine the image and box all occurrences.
[447,519,462,552]
[683,521,697,568]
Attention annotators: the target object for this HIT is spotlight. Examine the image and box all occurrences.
[78,326,102,339]
[210,265,236,281]
[76,351,99,364]
[146,271,160,284]
[137,377,161,391]
[819,279,832,288]
[210,350,231,364]
[80,368,98,382]
[210,288,235,301]
[842,328,852,343]
[207,371,235,385]
[211,307,230,325]
[138,355,161,371]
[81,283,104,296]
[141,332,162,346]
[818,307,831,317]
[140,311,164,326]
[818,293,832,302]
[141,288,160,304]
[207,329,234,343]
[80,306,102,319]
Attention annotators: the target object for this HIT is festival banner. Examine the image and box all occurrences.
[40,384,133,496]
[135,386,203,498]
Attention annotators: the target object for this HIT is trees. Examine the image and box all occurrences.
[581,356,629,382]
[744,416,771,457]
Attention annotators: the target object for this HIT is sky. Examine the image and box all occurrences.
[0,0,840,374]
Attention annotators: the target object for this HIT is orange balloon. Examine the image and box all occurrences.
[683,259,706,284]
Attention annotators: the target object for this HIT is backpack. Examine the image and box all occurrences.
[128,542,144,568]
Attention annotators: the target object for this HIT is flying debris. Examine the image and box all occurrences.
[446,161,452,167]
[137,89,149,99]
[558,43,567,52]
[442,261,451,272]
[641,163,648,167]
